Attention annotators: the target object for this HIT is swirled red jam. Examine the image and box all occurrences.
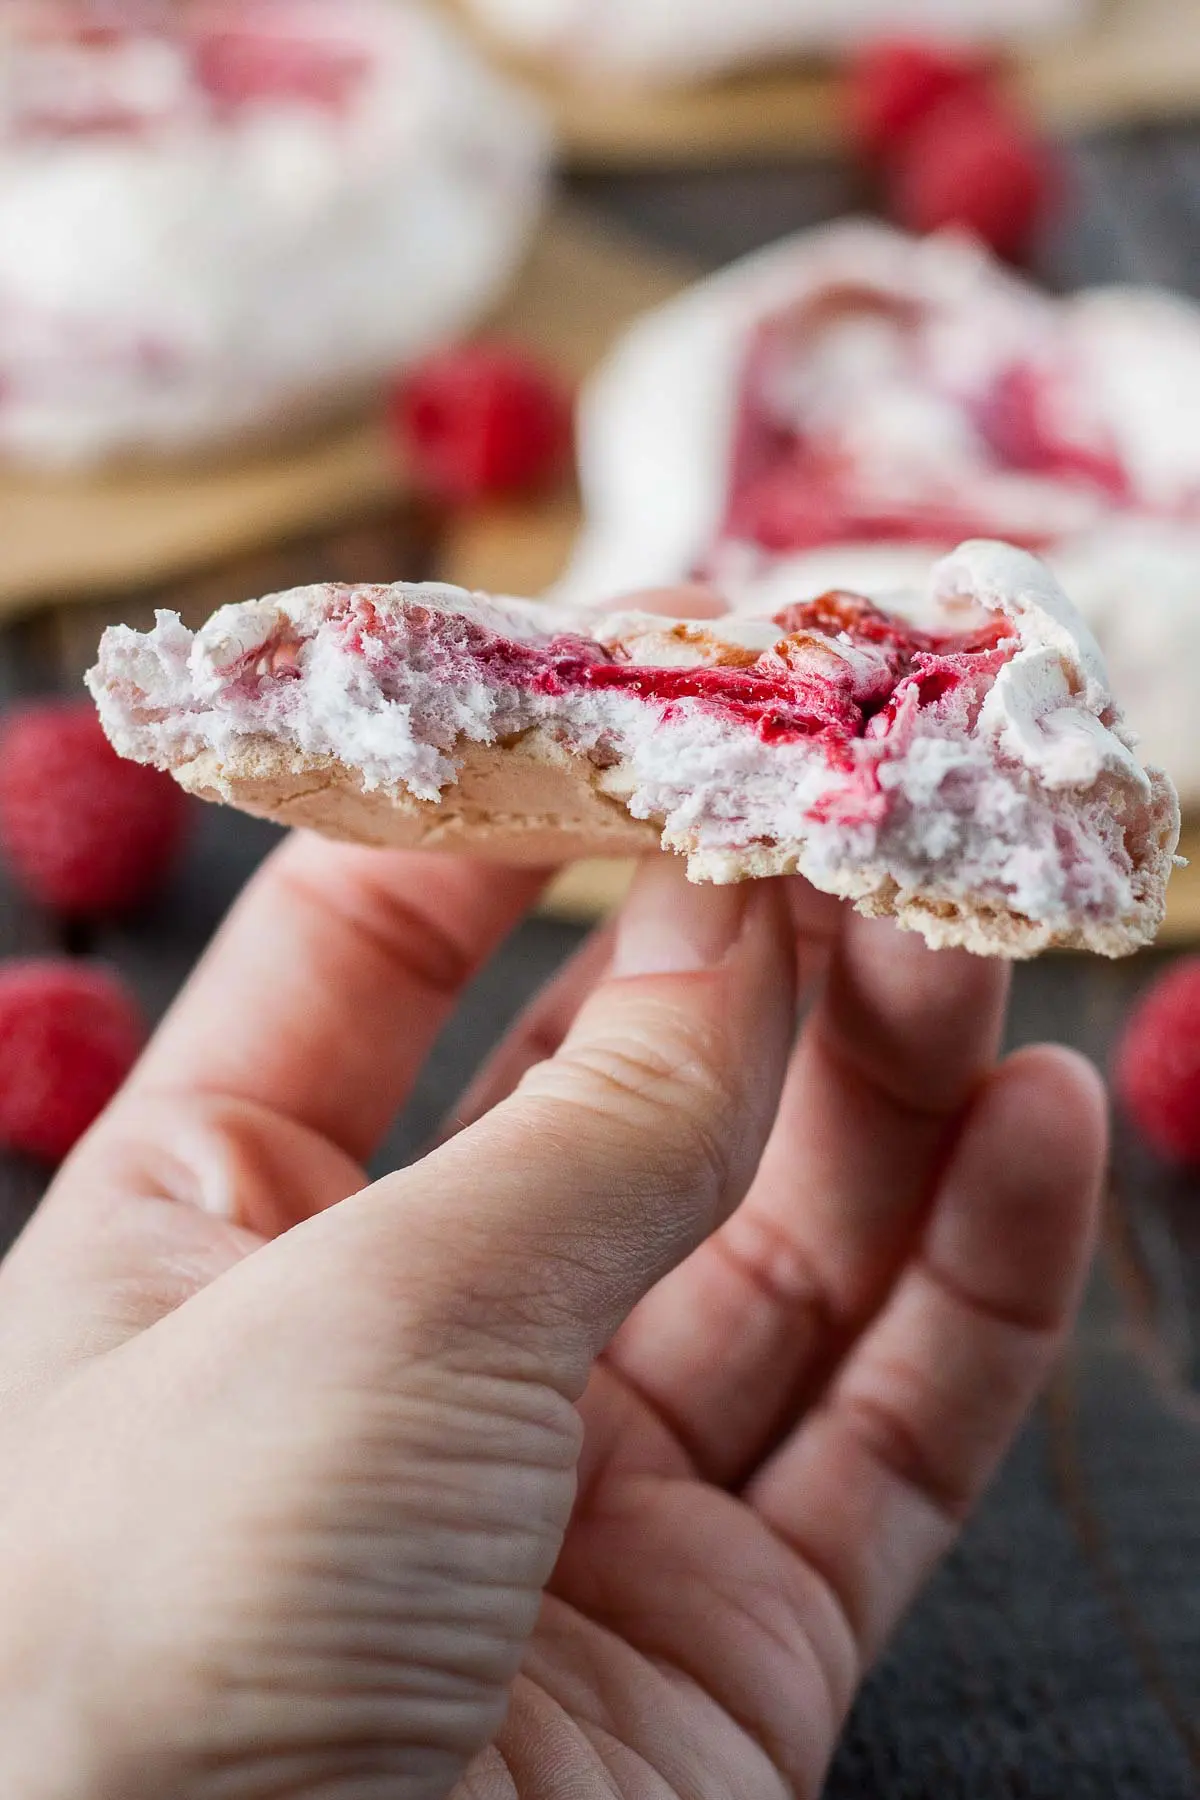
[6,4,371,140]
[87,549,1181,959]
[719,288,1135,559]
[325,585,1016,780]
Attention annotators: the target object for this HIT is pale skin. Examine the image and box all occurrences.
[0,595,1106,1800]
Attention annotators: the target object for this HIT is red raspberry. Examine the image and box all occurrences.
[890,93,1055,262]
[0,960,145,1163]
[390,342,574,505]
[1114,959,1200,1166]
[845,37,992,166]
[0,701,189,918]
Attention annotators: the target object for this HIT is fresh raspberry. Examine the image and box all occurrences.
[0,701,189,918]
[845,37,992,166]
[0,960,145,1162]
[390,342,574,504]
[1114,959,1200,1166]
[889,93,1055,262]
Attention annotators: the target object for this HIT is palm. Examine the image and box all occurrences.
[441,860,1103,1797]
[503,1387,835,1800]
[1,836,1104,1800]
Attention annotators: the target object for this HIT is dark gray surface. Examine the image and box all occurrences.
[1,123,1198,1796]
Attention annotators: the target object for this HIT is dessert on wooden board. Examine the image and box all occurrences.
[0,0,550,467]
[556,220,1200,805]
[89,539,1179,960]
[458,0,1087,86]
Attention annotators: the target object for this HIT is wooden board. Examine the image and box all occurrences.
[447,0,1200,167]
[0,421,400,616]
[0,211,692,618]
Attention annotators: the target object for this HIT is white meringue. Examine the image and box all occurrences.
[0,0,551,466]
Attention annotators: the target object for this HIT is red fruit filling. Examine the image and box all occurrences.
[974,363,1130,499]
[9,10,372,140]
[721,291,1132,558]
[220,587,1017,839]
[193,30,370,113]
[724,451,1020,554]
[305,586,1015,774]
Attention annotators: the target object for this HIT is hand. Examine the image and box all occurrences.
[0,839,1104,1799]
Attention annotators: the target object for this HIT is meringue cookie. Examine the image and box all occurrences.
[87,540,1179,960]
[0,0,551,466]
[556,219,1200,804]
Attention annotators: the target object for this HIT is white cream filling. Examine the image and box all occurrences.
[88,543,1174,932]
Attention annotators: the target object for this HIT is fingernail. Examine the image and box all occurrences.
[611,855,749,977]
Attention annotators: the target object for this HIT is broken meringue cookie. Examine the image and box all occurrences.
[87,539,1180,960]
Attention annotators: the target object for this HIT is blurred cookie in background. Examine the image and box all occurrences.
[0,0,552,468]
[555,219,1200,804]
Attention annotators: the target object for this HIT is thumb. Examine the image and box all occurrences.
[270,857,798,1402]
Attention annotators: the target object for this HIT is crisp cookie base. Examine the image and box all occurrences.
[175,727,1178,961]
[176,729,660,864]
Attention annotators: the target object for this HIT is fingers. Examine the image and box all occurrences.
[606,915,1010,1482]
[124,834,547,1161]
[0,840,543,1384]
[448,925,614,1136]
[0,839,543,1387]
[747,1045,1106,1664]
[0,1093,364,1395]
[249,859,798,1404]
[450,876,840,1138]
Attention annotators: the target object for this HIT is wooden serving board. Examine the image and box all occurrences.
[0,210,692,619]
[446,0,1200,167]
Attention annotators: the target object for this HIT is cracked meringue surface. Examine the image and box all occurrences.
[88,541,1179,959]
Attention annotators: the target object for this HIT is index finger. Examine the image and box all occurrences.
[125,834,548,1162]
[123,583,742,1158]
[606,914,1010,1481]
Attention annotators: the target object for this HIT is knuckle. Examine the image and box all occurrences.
[530,1018,742,1212]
